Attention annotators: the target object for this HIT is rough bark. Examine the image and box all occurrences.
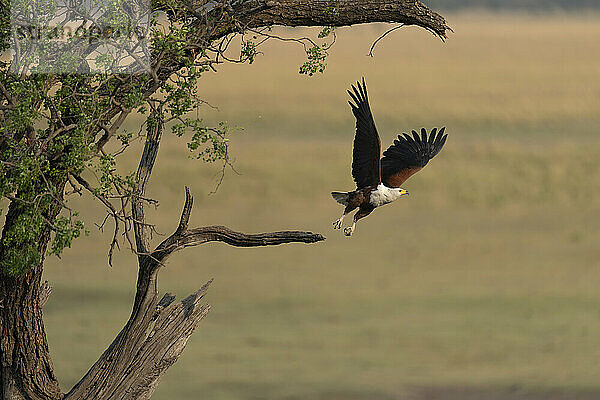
[0,266,61,400]
[0,193,65,400]
[246,0,449,38]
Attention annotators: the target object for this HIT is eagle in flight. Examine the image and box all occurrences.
[331,78,448,236]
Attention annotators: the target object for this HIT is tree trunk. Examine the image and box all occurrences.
[0,201,64,400]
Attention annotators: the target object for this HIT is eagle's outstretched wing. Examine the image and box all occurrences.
[380,127,448,188]
[348,78,381,189]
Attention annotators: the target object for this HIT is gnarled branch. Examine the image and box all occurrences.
[150,187,325,266]
[246,0,449,39]
[168,225,326,249]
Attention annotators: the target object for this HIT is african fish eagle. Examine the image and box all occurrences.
[331,78,448,236]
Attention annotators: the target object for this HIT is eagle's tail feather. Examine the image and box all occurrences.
[331,191,350,206]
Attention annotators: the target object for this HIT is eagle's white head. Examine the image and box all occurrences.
[369,184,409,207]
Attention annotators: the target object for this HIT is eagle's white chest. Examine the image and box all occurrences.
[369,184,404,207]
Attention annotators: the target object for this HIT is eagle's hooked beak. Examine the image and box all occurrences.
[400,189,409,196]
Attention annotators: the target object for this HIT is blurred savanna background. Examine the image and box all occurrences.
[44,1,600,399]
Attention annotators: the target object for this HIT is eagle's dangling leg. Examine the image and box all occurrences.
[344,205,374,237]
[333,201,358,230]
[332,214,345,230]
[333,208,351,229]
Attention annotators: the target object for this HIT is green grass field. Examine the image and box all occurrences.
[43,13,600,400]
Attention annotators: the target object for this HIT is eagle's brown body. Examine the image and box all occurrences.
[339,186,376,222]
[332,79,448,236]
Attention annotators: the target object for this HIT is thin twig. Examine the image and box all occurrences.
[368,24,405,57]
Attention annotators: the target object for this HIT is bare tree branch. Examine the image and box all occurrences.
[154,225,326,262]
[369,24,406,57]
[245,0,449,38]
[149,187,325,266]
